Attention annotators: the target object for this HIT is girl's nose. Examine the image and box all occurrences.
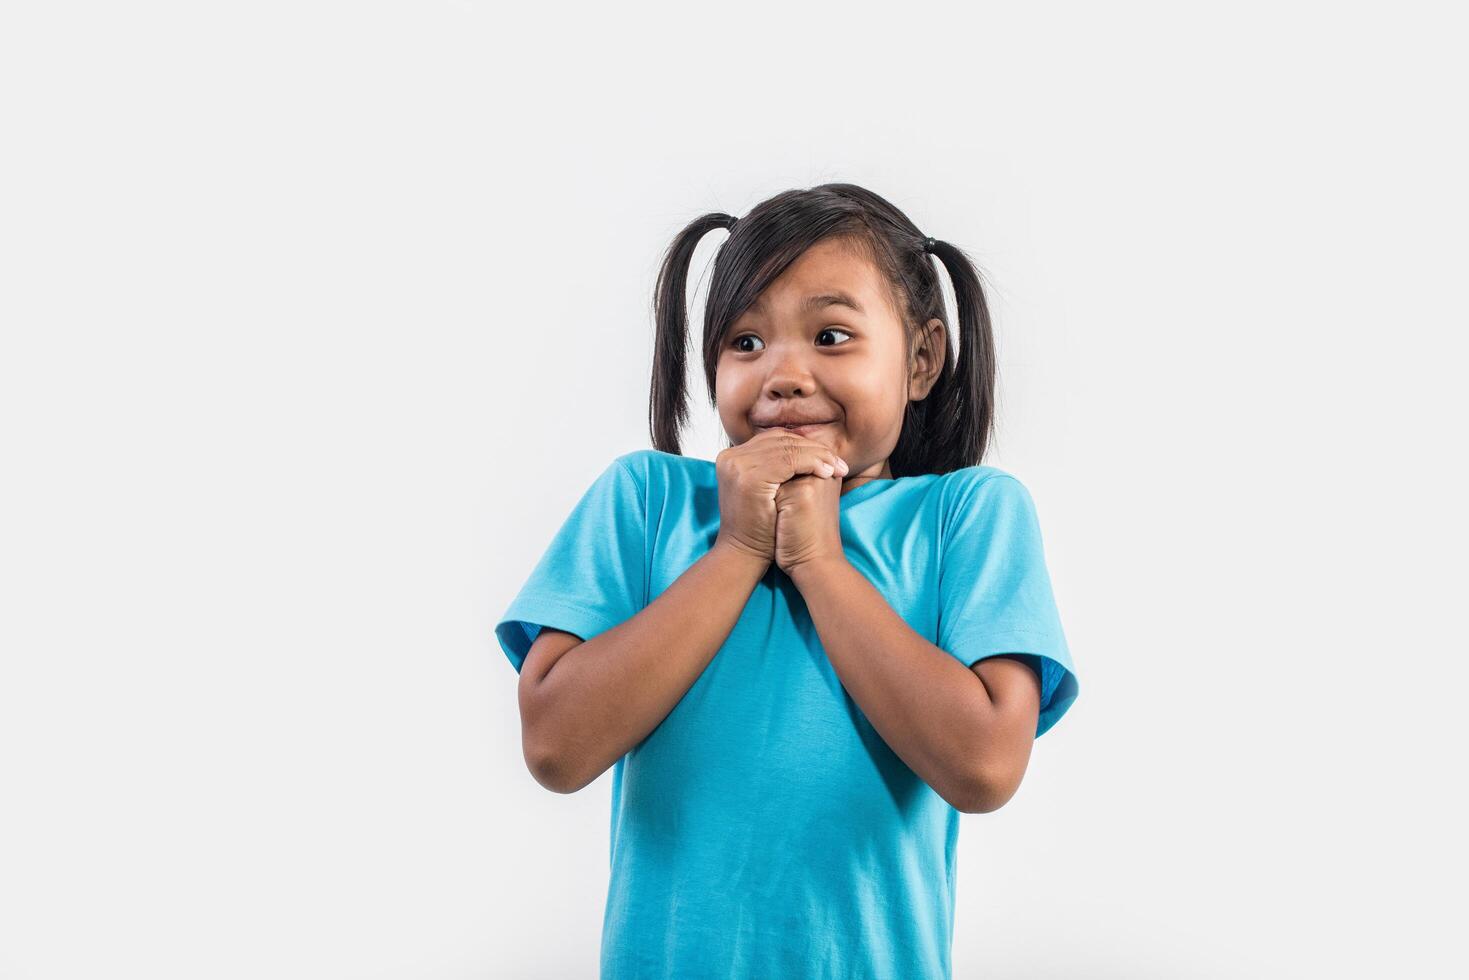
[762,375,819,401]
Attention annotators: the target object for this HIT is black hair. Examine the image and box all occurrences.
[649,182,997,477]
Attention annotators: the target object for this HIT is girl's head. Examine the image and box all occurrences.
[650,182,997,482]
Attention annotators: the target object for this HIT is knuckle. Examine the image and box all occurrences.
[781,437,800,469]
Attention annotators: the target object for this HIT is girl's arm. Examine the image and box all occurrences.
[517,540,770,793]
[787,556,1041,813]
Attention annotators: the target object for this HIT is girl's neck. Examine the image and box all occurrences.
[840,458,892,494]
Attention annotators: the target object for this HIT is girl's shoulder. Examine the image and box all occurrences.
[927,464,1030,509]
[931,465,1044,530]
[612,448,710,480]
[940,463,1023,489]
[607,449,715,504]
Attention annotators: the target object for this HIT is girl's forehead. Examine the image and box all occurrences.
[745,241,900,322]
[781,236,883,288]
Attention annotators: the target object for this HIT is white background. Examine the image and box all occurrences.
[2,1,1465,977]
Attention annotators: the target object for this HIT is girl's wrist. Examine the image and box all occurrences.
[711,535,773,574]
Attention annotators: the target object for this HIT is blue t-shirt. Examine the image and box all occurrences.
[496,448,1080,979]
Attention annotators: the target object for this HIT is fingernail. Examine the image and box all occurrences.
[836,458,849,474]
[819,463,834,478]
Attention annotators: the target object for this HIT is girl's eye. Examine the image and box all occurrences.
[729,329,852,353]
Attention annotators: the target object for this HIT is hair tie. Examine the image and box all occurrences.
[923,236,936,253]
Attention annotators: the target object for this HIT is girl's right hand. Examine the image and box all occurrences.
[712,429,849,564]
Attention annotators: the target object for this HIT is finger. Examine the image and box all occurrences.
[802,443,848,479]
[801,442,848,478]
[750,428,845,471]
[764,434,848,481]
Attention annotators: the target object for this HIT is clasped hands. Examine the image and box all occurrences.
[713,428,852,577]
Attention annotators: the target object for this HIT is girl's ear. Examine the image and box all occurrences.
[908,318,947,400]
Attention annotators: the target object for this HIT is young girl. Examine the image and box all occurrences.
[496,182,1080,979]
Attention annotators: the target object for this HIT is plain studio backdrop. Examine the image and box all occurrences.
[1,2,1465,977]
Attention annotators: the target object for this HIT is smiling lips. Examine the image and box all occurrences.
[757,421,835,435]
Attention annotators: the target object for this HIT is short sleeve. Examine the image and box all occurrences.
[937,472,1080,738]
[494,453,648,674]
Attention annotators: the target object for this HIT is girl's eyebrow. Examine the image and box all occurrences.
[748,290,867,317]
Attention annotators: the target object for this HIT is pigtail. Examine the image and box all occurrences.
[649,213,737,455]
[886,235,998,477]
[929,238,997,468]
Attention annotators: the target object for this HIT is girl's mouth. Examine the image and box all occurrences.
[760,422,833,436]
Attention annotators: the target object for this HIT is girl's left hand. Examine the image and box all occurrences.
[773,464,847,575]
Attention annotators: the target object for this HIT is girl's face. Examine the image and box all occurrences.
[715,237,946,492]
